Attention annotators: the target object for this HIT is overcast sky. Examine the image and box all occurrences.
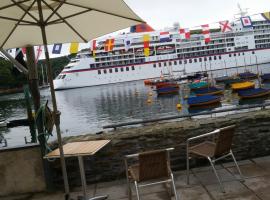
[125,0,269,29]
[36,0,269,59]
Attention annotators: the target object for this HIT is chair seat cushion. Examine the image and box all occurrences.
[189,141,216,158]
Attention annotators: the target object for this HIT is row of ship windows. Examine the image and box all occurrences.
[154,51,256,67]
[97,66,135,74]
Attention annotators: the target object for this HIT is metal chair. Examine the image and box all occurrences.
[186,125,244,193]
[124,148,179,200]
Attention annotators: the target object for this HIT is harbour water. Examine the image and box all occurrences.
[1,63,270,147]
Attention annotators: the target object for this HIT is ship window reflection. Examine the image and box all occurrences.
[164,62,167,66]
[109,69,112,73]
[153,63,156,68]
[126,67,129,71]
[103,69,107,74]
[98,70,101,74]
[132,66,135,70]
[121,68,124,72]
[179,60,182,64]
[159,63,162,67]
[115,68,118,72]
[174,61,177,65]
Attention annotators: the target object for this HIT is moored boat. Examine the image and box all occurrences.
[238,71,257,80]
[193,86,224,96]
[189,81,209,90]
[260,73,270,82]
[187,95,221,107]
[231,81,255,91]
[237,88,270,99]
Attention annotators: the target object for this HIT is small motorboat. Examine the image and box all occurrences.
[189,81,209,90]
[260,73,270,82]
[193,86,224,96]
[237,88,270,99]
[187,95,221,107]
[231,81,255,91]
[238,71,257,80]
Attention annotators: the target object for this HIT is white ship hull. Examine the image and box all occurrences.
[54,48,270,90]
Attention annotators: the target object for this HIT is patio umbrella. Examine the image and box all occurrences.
[0,0,144,198]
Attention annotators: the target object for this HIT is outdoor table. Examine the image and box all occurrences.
[45,140,110,200]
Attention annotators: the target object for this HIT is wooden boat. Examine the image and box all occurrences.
[238,71,257,80]
[193,86,224,96]
[223,77,242,85]
[231,81,255,91]
[189,81,209,90]
[156,82,179,89]
[260,73,270,82]
[215,75,232,83]
[187,95,221,107]
[237,88,270,99]
[156,86,179,95]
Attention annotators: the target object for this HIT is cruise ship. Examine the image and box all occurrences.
[54,18,270,90]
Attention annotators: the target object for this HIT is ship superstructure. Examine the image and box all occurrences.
[54,19,270,90]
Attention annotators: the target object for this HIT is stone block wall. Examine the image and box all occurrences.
[0,144,46,196]
[51,109,270,188]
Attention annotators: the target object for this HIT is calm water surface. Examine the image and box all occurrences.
[1,63,270,147]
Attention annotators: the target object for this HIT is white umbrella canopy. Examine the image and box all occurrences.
[0,1,144,199]
[0,0,144,49]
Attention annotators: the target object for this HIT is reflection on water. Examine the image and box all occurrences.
[1,63,270,146]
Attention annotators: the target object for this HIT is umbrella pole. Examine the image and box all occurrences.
[36,1,69,198]
[43,36,70,198]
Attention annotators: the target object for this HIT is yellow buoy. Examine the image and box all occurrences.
[148,92,153,96]
[176,103,182,109]
[147,99,152,103]
[184,95,188,99]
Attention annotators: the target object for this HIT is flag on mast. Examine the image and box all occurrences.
[52,43,62,54]
[143,34,150,57]
[201,24,211,43]
[104,39,115,52]
[70,42,79,54]
[240,16,253,27]
[90,39,96,56]
[159,32,171,42]
[35,46,42,63]
[179,28,190,39]
[219,20,232,32]
[124,36,131,51]
[262,12,270,22]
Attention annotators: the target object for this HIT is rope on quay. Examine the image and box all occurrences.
[103,102,270,130]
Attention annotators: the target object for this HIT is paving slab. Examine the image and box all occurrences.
[242,175,270,200]
[226,163,269,179]
[222,159,253,168]
[252,156,270,173]
[194,168,235,185]
[191,164,223,173]
[174,172,200,188]
[179,185,213,200]
[205,180,253,200]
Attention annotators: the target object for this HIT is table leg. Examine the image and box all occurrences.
[78,156,87,200]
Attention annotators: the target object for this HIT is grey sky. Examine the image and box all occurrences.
[125,0,269,29]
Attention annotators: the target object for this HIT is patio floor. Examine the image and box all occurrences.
[2,155,270,200]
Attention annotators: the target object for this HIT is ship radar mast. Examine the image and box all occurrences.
[234,3,249,18]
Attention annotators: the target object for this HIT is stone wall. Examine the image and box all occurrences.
[51,109,270,188]
[0,144,46,196]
